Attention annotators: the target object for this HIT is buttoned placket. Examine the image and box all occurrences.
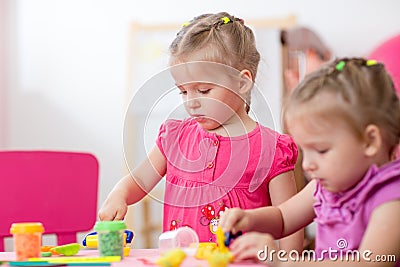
[203,135,219,181]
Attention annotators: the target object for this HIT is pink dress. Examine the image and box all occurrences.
[314,160,400,266]
[156,118,297,242]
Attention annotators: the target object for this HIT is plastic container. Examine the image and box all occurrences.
[10,222,45,261]
[158,227,199,255]
[94,221,126,258]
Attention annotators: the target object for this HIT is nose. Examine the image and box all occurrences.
[302,156,317,174]
[185,92,201,109]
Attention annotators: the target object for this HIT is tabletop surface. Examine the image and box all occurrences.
[0,249,267,267]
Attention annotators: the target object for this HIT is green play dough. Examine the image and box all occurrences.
[40,251,52,257]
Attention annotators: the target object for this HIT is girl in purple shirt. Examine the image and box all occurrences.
[221,57,400,266]
[98,12,303,250]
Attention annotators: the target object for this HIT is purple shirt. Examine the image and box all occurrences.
[314,160,400,265]
[156,118,297,242]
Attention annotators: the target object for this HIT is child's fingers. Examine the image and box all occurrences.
[98,209,116,221]
[219,208,243,233]
[229,234,248,252]
[230,235,259,262]
[98,206,126,221]
[113,213,125,221]
[218,212,228,230]
[113,206,127,221]
[230,232,276,263]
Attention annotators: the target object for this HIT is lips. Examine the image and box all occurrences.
[190,114,206,121]
[190,114,204,118]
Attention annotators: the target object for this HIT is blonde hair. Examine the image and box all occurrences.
[285,57,400,156]
[169,12,260,113]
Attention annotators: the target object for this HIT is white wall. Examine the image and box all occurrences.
[0,0,8,147]
[2,0,400,248]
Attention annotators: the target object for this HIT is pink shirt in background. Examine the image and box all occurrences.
[156,118,297,242]
[314,160,400,266]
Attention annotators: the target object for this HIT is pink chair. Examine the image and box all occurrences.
[0,151,99,251]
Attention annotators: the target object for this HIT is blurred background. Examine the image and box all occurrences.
[1,0,399,249]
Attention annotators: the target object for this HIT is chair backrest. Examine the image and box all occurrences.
[0,151,99,251]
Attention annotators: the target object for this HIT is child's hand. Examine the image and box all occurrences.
[98,194,128,221]
[230,232,279,266]
[219,208,252,234]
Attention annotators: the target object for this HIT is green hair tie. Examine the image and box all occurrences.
[221,17,230,24]
[335,61,346,71]
[182,21,190,27]
[366,59,377,66]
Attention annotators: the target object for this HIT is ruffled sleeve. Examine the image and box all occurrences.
[156,119,182,158]
[268,134,298,179]
[155,121,167,158]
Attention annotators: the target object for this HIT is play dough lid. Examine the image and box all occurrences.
[10,222,44,234]
[94,221,126,231]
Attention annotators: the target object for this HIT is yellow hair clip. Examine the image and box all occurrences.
[182,21,190,27]
[366,59,377,66]
[220,17,230,24]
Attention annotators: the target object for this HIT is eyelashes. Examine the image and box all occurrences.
[199,89,211,94]
[178,89,212,95]
[318,150,328,154]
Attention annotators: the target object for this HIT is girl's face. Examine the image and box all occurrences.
[177,82,245,131]
[170,61,249,131]
[287,111,371,193]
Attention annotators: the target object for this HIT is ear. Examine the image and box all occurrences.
[390,144,400,161]
[363,124,382,157]
[238,69,253,94]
